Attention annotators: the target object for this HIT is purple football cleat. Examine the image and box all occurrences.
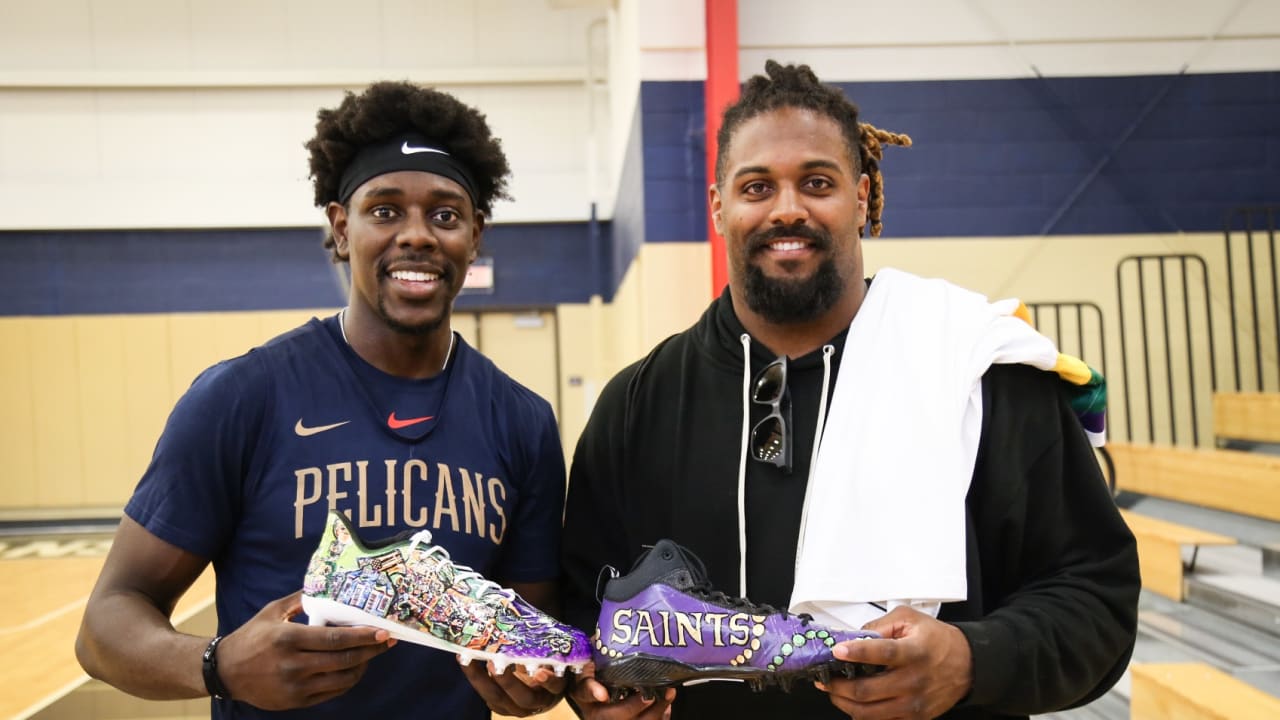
[302,511,590,676]
[592,539,881,697]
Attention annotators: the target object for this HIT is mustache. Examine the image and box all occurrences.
[382,255,454,282]
[746,224,832,252]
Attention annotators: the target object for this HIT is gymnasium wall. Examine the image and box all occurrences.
[612,232,1279,450]
[0,0,615,229]
[593,0,1280,452]
[3,1,1279,514]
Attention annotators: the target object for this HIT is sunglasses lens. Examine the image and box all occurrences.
[753,361,786,403]
[751,416,786,463]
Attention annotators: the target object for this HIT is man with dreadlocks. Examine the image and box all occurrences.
[77,82,571,718]
[560,61,1138,719]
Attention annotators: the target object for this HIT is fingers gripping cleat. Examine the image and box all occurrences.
[592,539,880,695]
[608,686,631,703]
[301,511,590,675]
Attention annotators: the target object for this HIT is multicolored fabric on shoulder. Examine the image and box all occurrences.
[1013,302,1106,447]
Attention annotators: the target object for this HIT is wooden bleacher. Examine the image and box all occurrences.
[1130,662,1280,720]
[1118,510,1235,601]
[1108,391,1280,602]
[1108,442,1280,522]
[1214,392,1280,445]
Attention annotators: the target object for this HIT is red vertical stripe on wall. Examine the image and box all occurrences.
[705,0,738,297]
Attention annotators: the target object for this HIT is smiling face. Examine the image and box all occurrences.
[710,107,869,326]
[328,170,480,338]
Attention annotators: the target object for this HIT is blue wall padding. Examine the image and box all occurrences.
[4,72,1275,315]
[1,221,610,316]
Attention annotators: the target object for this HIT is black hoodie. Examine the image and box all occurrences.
[562,287,1139,719]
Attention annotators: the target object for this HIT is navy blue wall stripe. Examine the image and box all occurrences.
[641,81,708,243]
[635,71,1279,239]
[456,221,611,310]
[1,221,610,316]
[6,72,1275,316]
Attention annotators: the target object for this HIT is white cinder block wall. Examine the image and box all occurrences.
[0,0,614,229]
[1,0,1277,232]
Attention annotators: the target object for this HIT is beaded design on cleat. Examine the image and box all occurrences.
[593,539,880,695]
[301,510,590,675]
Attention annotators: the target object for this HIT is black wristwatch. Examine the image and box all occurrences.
[202,635,232,700]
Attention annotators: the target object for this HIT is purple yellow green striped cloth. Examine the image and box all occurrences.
[1012,302,1106,447]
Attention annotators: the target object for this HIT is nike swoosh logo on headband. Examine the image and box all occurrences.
[401,142,449,156]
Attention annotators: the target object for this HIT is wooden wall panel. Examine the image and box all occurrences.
[73,317,129,507]
[0,318,39,507]
[1,310,350,513]
[478,312,559,417]
[257,308,336,343]
[119,314,175,503]
[166,312,220,402]
[28,318,84,507]
[452,312,479,349]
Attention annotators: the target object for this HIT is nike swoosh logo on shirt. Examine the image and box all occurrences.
[401,141,448,156]
[295,419,351,437]
[387,412,433,430]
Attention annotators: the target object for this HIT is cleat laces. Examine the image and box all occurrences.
[408,529,513,601]
[668,543,814,625]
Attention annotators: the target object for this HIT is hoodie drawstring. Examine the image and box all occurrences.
[794,344,834,574]
[737,333,752,598]
[737,338,835,600]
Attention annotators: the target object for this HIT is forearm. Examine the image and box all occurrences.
[960,446,1139,711]
[76,588,210,700]
[953,577,1135,713]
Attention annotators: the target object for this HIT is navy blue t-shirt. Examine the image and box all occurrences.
[126,315,566,719]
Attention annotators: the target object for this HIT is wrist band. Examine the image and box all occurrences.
[202,635,232,700]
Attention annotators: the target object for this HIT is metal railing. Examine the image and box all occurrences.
[1026,300,1113,490]
[1224,206,1279,393]
[1026,301,1109,381]
[1115,254,1217,446]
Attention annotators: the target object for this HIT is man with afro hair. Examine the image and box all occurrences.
[78,81,571,719]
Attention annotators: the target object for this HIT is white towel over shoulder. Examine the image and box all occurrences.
[789,268,1057,631]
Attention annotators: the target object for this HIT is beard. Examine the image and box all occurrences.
[739,225,846,324]
[378,303,444,336]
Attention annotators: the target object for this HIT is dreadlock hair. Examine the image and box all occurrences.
[715,60,911,237]
[306,81,512,262]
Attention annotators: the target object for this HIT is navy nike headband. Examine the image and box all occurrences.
[336,132,479,207]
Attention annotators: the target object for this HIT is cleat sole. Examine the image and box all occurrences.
[302,595,587,675]
[597,653,881,695]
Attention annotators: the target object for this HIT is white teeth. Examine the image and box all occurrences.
[391,270,439,282]
[770,240,807,252]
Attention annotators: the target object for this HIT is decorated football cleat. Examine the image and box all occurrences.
[593,539,880,695]
[301,511,590,676]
